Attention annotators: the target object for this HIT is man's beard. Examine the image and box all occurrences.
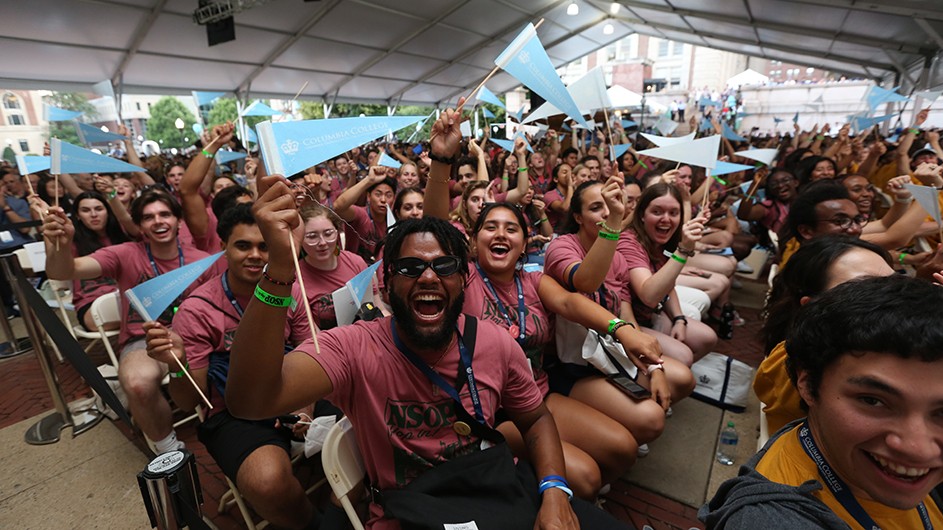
[390,290,465,351]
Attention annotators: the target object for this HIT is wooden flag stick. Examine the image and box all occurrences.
[289,234,321,354]
[290,81,309,105]
[24,175,43,221]
[702,168,712,212]
[54,176,60,250]
[602,106,615,161]
[169,351,213,410]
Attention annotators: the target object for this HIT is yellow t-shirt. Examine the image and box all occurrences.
[756,425,943,530]
[753,341,803,434]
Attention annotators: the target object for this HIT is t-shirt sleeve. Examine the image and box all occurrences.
[543,237,580,290]
[617,231,653,271]
[87,244,125,279]
[287,283,314,345]
[172,299,217,371]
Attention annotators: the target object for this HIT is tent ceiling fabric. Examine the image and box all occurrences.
[1,0,941,105]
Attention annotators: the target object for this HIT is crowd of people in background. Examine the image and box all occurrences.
[3,90,943,529]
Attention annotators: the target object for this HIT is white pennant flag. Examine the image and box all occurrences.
[637,135,721,170]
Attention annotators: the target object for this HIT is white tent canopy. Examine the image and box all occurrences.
[726,69,770,88]
[1,0,942,106]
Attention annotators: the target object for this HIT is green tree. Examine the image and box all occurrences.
[44,92,98,146]
[206,98,272,143]
[299,101,325,120]
[2,146,15,164]
[146,97,198,148]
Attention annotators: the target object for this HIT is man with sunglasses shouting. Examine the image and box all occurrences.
[225,105,626,529]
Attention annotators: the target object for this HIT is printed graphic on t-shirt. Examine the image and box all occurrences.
[311,293,338,330]
[385,396,479,486]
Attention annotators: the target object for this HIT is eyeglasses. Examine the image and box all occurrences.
[818,214,868,230]
[391,256,463,278]
[303,229,338,244]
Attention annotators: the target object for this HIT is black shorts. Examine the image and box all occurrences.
[76,303,92,331]
[197,410,292,482]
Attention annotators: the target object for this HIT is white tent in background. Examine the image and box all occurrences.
[726,69,770,88]
[607,85,668,113]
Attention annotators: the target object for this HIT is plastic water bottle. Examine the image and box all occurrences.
[716,421,738,465]
[718,304,735,340]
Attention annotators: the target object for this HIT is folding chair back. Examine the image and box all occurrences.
[322,417,366,530]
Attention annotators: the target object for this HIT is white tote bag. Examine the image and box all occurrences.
[690,352,754,412]
[554,317,638,378]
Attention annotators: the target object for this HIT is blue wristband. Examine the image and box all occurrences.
[540,474,569,486]
[538,480,574,500]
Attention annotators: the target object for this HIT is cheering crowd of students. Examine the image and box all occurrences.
[4,92,943,529]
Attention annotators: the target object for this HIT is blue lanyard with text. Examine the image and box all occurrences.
[220,273,244,317]
[474,263,526,346]
[797,423,932,530]
[390,319,484,424]
[145,242,184,278]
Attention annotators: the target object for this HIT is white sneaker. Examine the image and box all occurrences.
[666,406,673,418]
[736,261,754,274]
[637,443,650,457]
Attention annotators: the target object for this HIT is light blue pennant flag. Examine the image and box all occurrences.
[866,85,909,111]
[773,117,784,124]
[638,135,720,170]
[241,101,281,117]
[621,120,637,128]
[495,23,590,129]
[698,118,713,132]
[215,150,246,165]
[610,144,632,160]
[561,123,571,131]
[481,107,496,119]
[712,160,755,177]
[491,137,534,154]
[50,139,144,174]
[853,113,895,131]
[45,105,83,122]
[192,91,227,107]
[332,260,382,326]
[740,181,766,201]
[511,108,525,122]
[792,112,799,124]
[245,127,258,144]
[125,252,224,321]
[887,133,901,143]
[721,122,747,142]
[256,115,426,176]
[192,123,204,135]
[76,122,127,144]
[477,86,506,109]
[377,151,401,169]
[15,155,51,175]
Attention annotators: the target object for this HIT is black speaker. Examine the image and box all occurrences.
[206,16,235,46]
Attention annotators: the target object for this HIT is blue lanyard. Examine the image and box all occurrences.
[474,263,526,346]
[797,423,932,530]
[145,242,184,277]
[220,273,244,317]
[390,319,484,424]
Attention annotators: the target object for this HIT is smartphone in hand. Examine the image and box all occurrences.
[606,374,652,401]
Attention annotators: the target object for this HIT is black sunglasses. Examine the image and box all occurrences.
[391,256,463,278]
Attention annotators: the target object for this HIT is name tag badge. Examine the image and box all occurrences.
[0,231,12,243]
[444,522,479,530]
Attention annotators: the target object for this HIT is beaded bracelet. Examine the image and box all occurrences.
[596,220,622,234]
[263,269,294,286]
[427,152,456,165]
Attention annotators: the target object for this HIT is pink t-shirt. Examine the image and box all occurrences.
[346,205,386,259]
[71,240,117,312]
[542,188,565,233]
[544,233,629,314]
[172,272,311,411]
[616,229,668,326]
[462,265,552,395]
[88,241,214,348]
[298,315,542,530]
[298,250,370,330]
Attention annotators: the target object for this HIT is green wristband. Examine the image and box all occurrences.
[517,167,529,172]
[201,148,215,159]
[670,253,687,265]
[598,230,620,241]
[899,253,907,265]
[909,128,920,135]
[169,361,189,379]
[108,189,118,200]
[255,284,294,308]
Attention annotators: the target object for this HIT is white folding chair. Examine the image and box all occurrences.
[322,417,366,530]
[77,291,122,370]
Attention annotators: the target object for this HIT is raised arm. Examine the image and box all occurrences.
[41,207,103,281]
[467,138,490,182]
[422,100,464,220]
[568,176,625,293]
[897,109,929,175]
[505,138,531,204]
[94,176,139,238]
[117,124,155,186]
[334,166,387,222]
[227,175,333,419]
[629,211,708,308]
